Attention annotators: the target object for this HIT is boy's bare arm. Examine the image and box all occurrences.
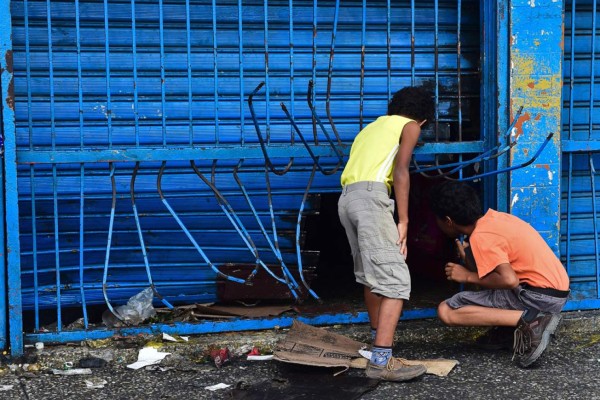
[393,122,421,256]
[445,262,519,289]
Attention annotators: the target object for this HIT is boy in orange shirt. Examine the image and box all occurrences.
[429,181,570,368]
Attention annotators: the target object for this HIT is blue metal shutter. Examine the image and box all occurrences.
[7,0,481,335]
[562,0,600,307]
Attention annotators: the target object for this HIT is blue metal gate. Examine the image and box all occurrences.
[1,0,490,354]
[562,0,600,310]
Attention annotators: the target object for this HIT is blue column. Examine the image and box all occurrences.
[508,0,563,255]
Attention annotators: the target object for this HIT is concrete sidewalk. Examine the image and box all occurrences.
[0,310,599,399]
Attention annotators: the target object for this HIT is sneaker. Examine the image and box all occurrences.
[365,357,426,382]
[512,312,562,368]
[475,326,514,351]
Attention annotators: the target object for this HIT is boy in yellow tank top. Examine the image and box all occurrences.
[338,87,434,382]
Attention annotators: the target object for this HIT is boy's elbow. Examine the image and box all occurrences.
[504,275,520,289]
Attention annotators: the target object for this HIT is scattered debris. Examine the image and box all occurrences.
[35,342,44,351]
[155,303,293,322]
[102,287,157,328]
[205,383,231,391]
[52,368,92,376]
[246,347,273,361]
[85,378,108,389]
[127,347,171,370]
[209,348,231,369]
[0,385,14,391]
[79,357,108,369]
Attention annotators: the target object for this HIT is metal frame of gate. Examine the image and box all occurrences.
[0,0,501,355]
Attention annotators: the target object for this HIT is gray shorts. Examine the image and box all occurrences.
[338,181,411,300]
[445,285,568,314]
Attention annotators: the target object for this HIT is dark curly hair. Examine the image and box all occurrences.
[429,181,483,226]
[387,86,434,124]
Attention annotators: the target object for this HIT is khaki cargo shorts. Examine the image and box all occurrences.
[338,181,411,300]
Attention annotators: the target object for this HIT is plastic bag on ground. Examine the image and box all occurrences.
[102,287,156,328]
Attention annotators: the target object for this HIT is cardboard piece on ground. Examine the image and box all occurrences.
[273,320,368,373]
[351,354,458,377]
[274,320,458,377]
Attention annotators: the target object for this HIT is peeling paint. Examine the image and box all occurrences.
[513,112,531,137]
[6,77,14,110]
[527,0,535,7]
[5,49,13,74]
[527,82,535,88]
[533,39,540,46]
[511,193,519,207]
[534,114,541,121]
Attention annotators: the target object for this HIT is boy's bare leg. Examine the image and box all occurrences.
[438,302,522,327]
[374,298,403,346]
[364,286,382,330]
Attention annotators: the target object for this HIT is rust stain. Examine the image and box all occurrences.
[527,82,535,89]
[536,164,550,170]
[5,50,13,74]
[514,112,531,137]
[542,103,550,108]
[6,77,14,110]
[560,23,564,51]
[534,114,541,121]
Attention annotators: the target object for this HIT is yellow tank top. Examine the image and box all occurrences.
[340,115,414,192]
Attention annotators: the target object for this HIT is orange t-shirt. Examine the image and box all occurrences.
[469,209,569,290]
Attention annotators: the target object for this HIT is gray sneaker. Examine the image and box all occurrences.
[365,357,426,382]
[512,312,562,368]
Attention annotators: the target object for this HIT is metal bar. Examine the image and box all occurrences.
[562,141,600,152]
[457,0,463,180]
[386,0,391,100]
[25,309,441,345]
[264,166,300,288]
[237,0,244,145]
[102,163,119,318]
[288,0,295,145]
[16,142,485,164]
[2,0,23,355]
[566,154,573,275]
[157,162,247,284]
[103,0,113,148]
[233,161,300,296]
[311,0,318,142]
[326,0,341,144]
[295,164,320,301]
[410,0,415,85]
[434,0,439,141]
[359,0,366,131]
[52,164,62,331]
[24,0,39,333]
[568,0,576,142]
[281,103,341,175]
[159,0,167,146]
[76,0,89,328]
[131,0,141,147]
[30,167,39,331]
[248,82,294,175]
[590,0,597,142]
[79,165,89,328]
[591,155,600,298]
[264,0,271,144]
[131,163,174,309]
[211,0,219,145]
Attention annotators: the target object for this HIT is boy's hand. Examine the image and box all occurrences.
[396,222,408,257]
[444,262,471,283]
[455,238,477,272]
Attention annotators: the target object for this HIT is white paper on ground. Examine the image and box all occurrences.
[247,355,274,361]
[127,347,171,370]
[85,378,108,389]
[0,385,14,391]
[52,368,92,375]
[205,383,231,391]
[162,333,178,342]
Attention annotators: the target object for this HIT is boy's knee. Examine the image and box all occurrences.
[437,301,456,326]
